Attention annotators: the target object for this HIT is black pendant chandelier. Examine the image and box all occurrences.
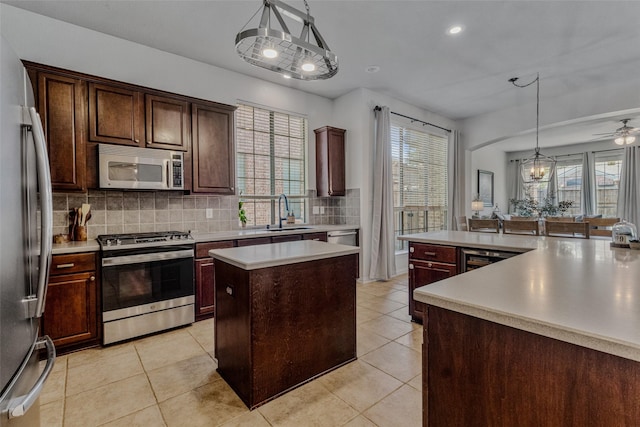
[235,0,338,80]
[509,73,556,183]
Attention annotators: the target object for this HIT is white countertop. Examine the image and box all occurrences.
[192,224,358,243]
[402,231,640,361]
[209,240,360,270]
[51,224,359,254]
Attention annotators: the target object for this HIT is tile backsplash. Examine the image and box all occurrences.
[52,188,361,239]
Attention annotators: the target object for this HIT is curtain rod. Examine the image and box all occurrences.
[374,105,451,133]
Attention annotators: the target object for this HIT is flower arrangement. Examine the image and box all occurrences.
[510,191,574,218]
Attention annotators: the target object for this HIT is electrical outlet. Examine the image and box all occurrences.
[205,208,213,219]
[320,206,325,214]
[312,206,320,215]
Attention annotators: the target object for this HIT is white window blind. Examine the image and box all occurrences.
[236,104,307,226]
[594,151,623,217]
[556,155,583,216]
[391,124,448,250]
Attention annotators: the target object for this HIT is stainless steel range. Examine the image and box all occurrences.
[97,231,195,345]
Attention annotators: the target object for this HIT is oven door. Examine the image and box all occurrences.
[101,246,194,316]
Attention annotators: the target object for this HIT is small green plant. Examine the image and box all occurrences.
[238,192,247,226]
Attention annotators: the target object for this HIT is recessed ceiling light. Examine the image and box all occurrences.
[447,25,463,35]
[365,65,380,73]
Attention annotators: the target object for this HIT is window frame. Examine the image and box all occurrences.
[391,119,449,252]
[235,102,308,227]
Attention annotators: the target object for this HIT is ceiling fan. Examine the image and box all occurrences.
[593,118,640,145]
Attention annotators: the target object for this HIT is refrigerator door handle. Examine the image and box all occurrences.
[28,107,53,319]
[7,336,56,419]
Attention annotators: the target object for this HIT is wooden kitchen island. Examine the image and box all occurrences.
[400,231,640,426]
[209,240,359,409]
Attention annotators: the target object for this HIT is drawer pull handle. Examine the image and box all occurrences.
[56,263,74,269]
[428,262,433,268]
[424,252,437,256]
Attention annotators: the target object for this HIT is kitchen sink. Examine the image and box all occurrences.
[264,227,312,232]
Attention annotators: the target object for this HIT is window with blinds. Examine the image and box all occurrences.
[556,155,582,216]
[391,124,448,251]
[594,151,623,217]
[236,104,307,226]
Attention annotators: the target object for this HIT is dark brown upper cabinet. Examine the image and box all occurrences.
[314,126,346,197]
[34,70,87,191]
[88,82,144,147]
[145,94,190,151]
[191,102,236,194]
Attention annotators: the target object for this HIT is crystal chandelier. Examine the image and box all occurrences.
[509,73,556,183]
[235,0,338,80]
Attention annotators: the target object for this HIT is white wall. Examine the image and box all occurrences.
[461,82,640,151]
[0,4,333,194]
[1,4,459,283]
[333,88,457,280]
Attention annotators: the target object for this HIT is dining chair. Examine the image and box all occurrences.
[545,216,575,222]
[503,219,540,235]
[468,218,500,233]
[510,216,537,221]
[457,216,468,231]
[545,221,590,239]
[586,217,619,237]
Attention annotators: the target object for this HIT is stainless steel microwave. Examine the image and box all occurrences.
[98,144,184,190]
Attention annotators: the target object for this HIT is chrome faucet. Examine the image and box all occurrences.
[277,194,289,229]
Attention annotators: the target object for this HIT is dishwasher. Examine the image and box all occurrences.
[327,229,358,246]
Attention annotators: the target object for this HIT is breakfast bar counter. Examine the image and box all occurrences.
[209,240,359,409]
[399,231,640,425]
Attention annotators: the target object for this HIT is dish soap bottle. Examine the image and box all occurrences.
[287,211,295,224]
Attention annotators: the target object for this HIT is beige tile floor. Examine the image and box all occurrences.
[40,274,422,427]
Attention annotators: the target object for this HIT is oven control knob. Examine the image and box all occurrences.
[116,239,122,245]
[106,240,112,247]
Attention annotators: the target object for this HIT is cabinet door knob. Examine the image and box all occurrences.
[427,262,433,268]
[134,139,139,143]
[409,247,414,253]
[90,276,95,281]
[409,264,414,270]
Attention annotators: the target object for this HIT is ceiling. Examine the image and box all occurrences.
[4,0,640,148]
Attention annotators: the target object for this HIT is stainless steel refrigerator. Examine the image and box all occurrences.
[0,35,56,427]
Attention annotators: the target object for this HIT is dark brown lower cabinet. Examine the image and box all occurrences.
[409,260,456,323]
[42,253,99,353]
[194,241,234,321]
[424,306,640,426]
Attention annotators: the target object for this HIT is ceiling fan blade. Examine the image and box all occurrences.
[592,132,615,136]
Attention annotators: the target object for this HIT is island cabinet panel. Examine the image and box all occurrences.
[42,253,99,353]
[215,254,357,409]
[88,82,145,146]
[34,70,87,192]
[423,306,640,426]
[145,94,190,151]
[194,240,234,321]
[408,242,457,323]
[191,102,236,194]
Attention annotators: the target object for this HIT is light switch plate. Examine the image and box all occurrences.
[312,206,320,214]
[206,208,213,219]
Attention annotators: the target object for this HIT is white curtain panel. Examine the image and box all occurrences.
[369,106,396,281]
[547,161,557,203]
[507,160,525,213]
[448,130,464,230]
[581,152,595,215]
[617,145,640,228]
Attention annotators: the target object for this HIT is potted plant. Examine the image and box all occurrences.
[238,192,247,227]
